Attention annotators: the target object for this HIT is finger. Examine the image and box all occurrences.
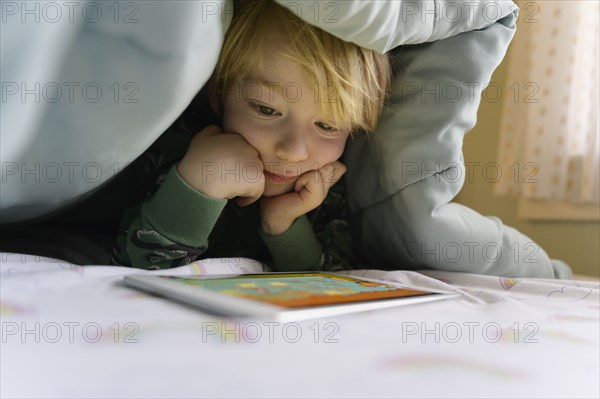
[189,125,223,146]
[319,161,346,189]
[293,170,326,205]
[236,195,257,207]
[235,183,265,207]
[235,196,253,207]
[199,124,223,136]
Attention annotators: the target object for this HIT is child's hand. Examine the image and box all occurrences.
[177,125,265,205]
[259,161,346,236]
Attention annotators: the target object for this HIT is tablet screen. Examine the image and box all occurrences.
[161,273,433,308]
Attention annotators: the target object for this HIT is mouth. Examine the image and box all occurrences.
[264,170,297,184]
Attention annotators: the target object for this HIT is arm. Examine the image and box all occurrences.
[112,165,227,269]
[258,162,347,272]
[259,215,323,272]
[259,214,355,273]
[114,125,266,269]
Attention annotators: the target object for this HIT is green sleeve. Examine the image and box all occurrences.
[259,215,324,272]
[112,165,227,269]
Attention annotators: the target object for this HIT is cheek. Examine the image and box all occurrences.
[222,104,270,147]
[310,137,347,166]
[222,100,245,133]
[234,122,276,152]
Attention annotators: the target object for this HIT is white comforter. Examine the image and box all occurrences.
[1,255,597,398]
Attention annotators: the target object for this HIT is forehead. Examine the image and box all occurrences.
[251,51,309,85]
[252,29,317,83]
[241,60,314,102]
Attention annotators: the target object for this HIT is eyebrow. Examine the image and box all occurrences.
[245,75,283,89]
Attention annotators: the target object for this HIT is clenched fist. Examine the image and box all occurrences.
[259,161,346,236]
[177,125,265,205]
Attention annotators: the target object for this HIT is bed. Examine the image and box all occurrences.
[1,255,598,398]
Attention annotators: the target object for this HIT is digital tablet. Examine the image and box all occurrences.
[123,272,457,322]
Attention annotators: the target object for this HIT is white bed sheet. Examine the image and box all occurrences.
[1,253,598,398]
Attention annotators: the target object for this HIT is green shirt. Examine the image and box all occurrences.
[113,164,337,271]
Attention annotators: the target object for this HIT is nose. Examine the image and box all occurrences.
[274,129,309,163]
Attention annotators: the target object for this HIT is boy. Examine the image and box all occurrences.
[112,0,392,270]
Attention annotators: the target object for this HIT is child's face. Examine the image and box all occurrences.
[221,51,350,197]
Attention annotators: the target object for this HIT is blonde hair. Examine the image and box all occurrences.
[214,0,391,134]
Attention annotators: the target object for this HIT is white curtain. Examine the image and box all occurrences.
[495,0,599,205]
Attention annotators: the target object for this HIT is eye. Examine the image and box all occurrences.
[250,102,280,116]
[316,121,338,133]
[258,105,276,115]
